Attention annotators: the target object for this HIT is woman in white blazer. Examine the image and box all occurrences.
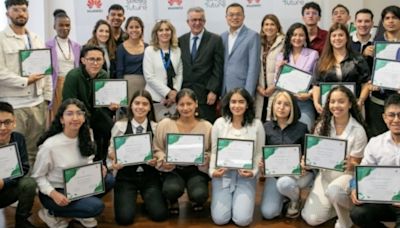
[143,20,183,121]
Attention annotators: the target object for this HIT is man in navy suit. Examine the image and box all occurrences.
[179,7,224,123]
[221,3,260,96]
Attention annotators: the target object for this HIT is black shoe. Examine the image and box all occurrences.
[169,201,179,215]
[192,203,204,212]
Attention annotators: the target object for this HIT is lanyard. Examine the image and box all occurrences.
[24,33,32,49]
[160,47,171,70]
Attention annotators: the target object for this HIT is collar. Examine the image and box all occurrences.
[190,29,204,40]
[329,115,358,137]
[131,118,148,130]
[351,33,373,44]
[4,24,29,38]
[229,24,244,36]
[314,27,326,40]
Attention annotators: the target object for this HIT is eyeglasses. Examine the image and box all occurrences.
[226,13,244,18]
[64,111,85,117]
[385,112,400,120]
[85,57,103,64]
[0,119,14,128]
[304,11,319,17]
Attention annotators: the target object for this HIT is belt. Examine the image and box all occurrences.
[370,95,384,106]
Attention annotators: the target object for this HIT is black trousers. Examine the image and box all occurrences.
[350,203,400,228]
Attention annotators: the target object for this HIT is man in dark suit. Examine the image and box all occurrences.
[179,7,224,123]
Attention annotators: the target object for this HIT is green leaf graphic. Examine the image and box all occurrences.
[334,160,345,172]
[243,163,252,169]
[218,139,231,151]
[94,181,103,193]
[114,137,127,150]
[64,168,78,183]
[167,134,181,145]
[349,23,356,34]
[375,43,387,55]
[375,59,389,71]
[144,151,153,161]
[291,164,301,175]
[321,84,332,96]
[11,164,22,177]
[194,154,204,164]
[306,136,320,149]
[94,81,106,91]
[263,148,276,160]
[20,50,31,61]
[357,167,375,181]
[280,65,293,74]
[44,66,52,75]
[392,192,400,201]
[120,97,128,106]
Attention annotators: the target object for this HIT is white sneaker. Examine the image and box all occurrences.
[38,208,69,228]
[75,217,98,227]
[286,200,300,218]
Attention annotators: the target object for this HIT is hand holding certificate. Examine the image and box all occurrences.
[371,58,400,91]
[0,143,23,179]
[216,138,254,169]
[166,134,204,165]
[276,64,312,94]
[304,135,347,172]
[19,48,52,77]
[356,166,400,204]
[94,79,128,107]
[263,145,301,176]
[63,162,104,201]
[114,133,152,166]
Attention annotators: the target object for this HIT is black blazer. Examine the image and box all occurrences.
[179,30,224,104]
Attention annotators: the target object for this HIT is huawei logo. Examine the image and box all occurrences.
[87,0,102,9]
[168,0,182,6]
[247,0,261,3]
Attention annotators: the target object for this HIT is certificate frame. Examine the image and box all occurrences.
[63,161,105,201]
[19,48,53,77]
[0,142,23,179]
[319,82,356,107]
[216,138,254,169]
[263,144,301,177]
[356,165,400,204]
[275,64,313,94]
[93,79,128,108]
[371,58,400,91]
[374,41,400,61]
[113,133,153,166]
[165,133,205,165]
[304,134,347,172]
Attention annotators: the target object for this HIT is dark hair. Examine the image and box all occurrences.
[260,14,283,47]
[332,4,349,15]
[355,8,374,21]
[4,0,28,9]
[86,19,116,60]
[226,3,244,15]
[53,9,68,19]
[108,4,124,14]
[283,23,310,61]
[0,101,14,115]
[221,88,255,127]
[384,93,400,111]
[269,90,301,125]
[125,16,144,38]
[381,5,400,20]
[315,86,365,136]
[37,98,96,157]
[171,88,200,120]
[80,45,104,59]
[302,2,321,17]
[127,90,156,122]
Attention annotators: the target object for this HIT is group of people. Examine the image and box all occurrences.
[1,0,400,227]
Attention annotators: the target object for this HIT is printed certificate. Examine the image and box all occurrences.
[320,82,356,107]
[371,58,400,91]
[166,134,204,165]
[216,138,254,169]
[276,64,312,94]
[0,143,23,179]
[263,145,301,176]
[374,41,400,60]
[94,79,128,107]
[114,133,152,166]
[356,166,400,204]
[19,48,52,76]
[63,162,104,201]
[304,134,347,172]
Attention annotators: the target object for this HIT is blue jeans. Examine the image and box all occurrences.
[211,170,257,226]
[261,172,314,219]
[39,172,115,218]
[297,99,316,131]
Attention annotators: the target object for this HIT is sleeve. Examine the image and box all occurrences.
[206,36,224,95]
[208,118,222,177]
[355,54,371,83]
[245,33,261,96]
[143,47,171,98]
[274,53,284,82]
[62,70,79,101]
[173,48,183,91]
[197,121,213,174]
[31,144,55,196]
[349,126,368,158]
[153,119,167,161]
[360,139,377,165]
[107,121,125,156]
[251,120,266,177]
[116,44,124,79]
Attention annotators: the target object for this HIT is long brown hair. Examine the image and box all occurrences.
[260,14,283,47]
[86,19,116,60]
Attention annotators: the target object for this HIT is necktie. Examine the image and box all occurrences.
[136,125,143,134]
[191,36,198,61]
